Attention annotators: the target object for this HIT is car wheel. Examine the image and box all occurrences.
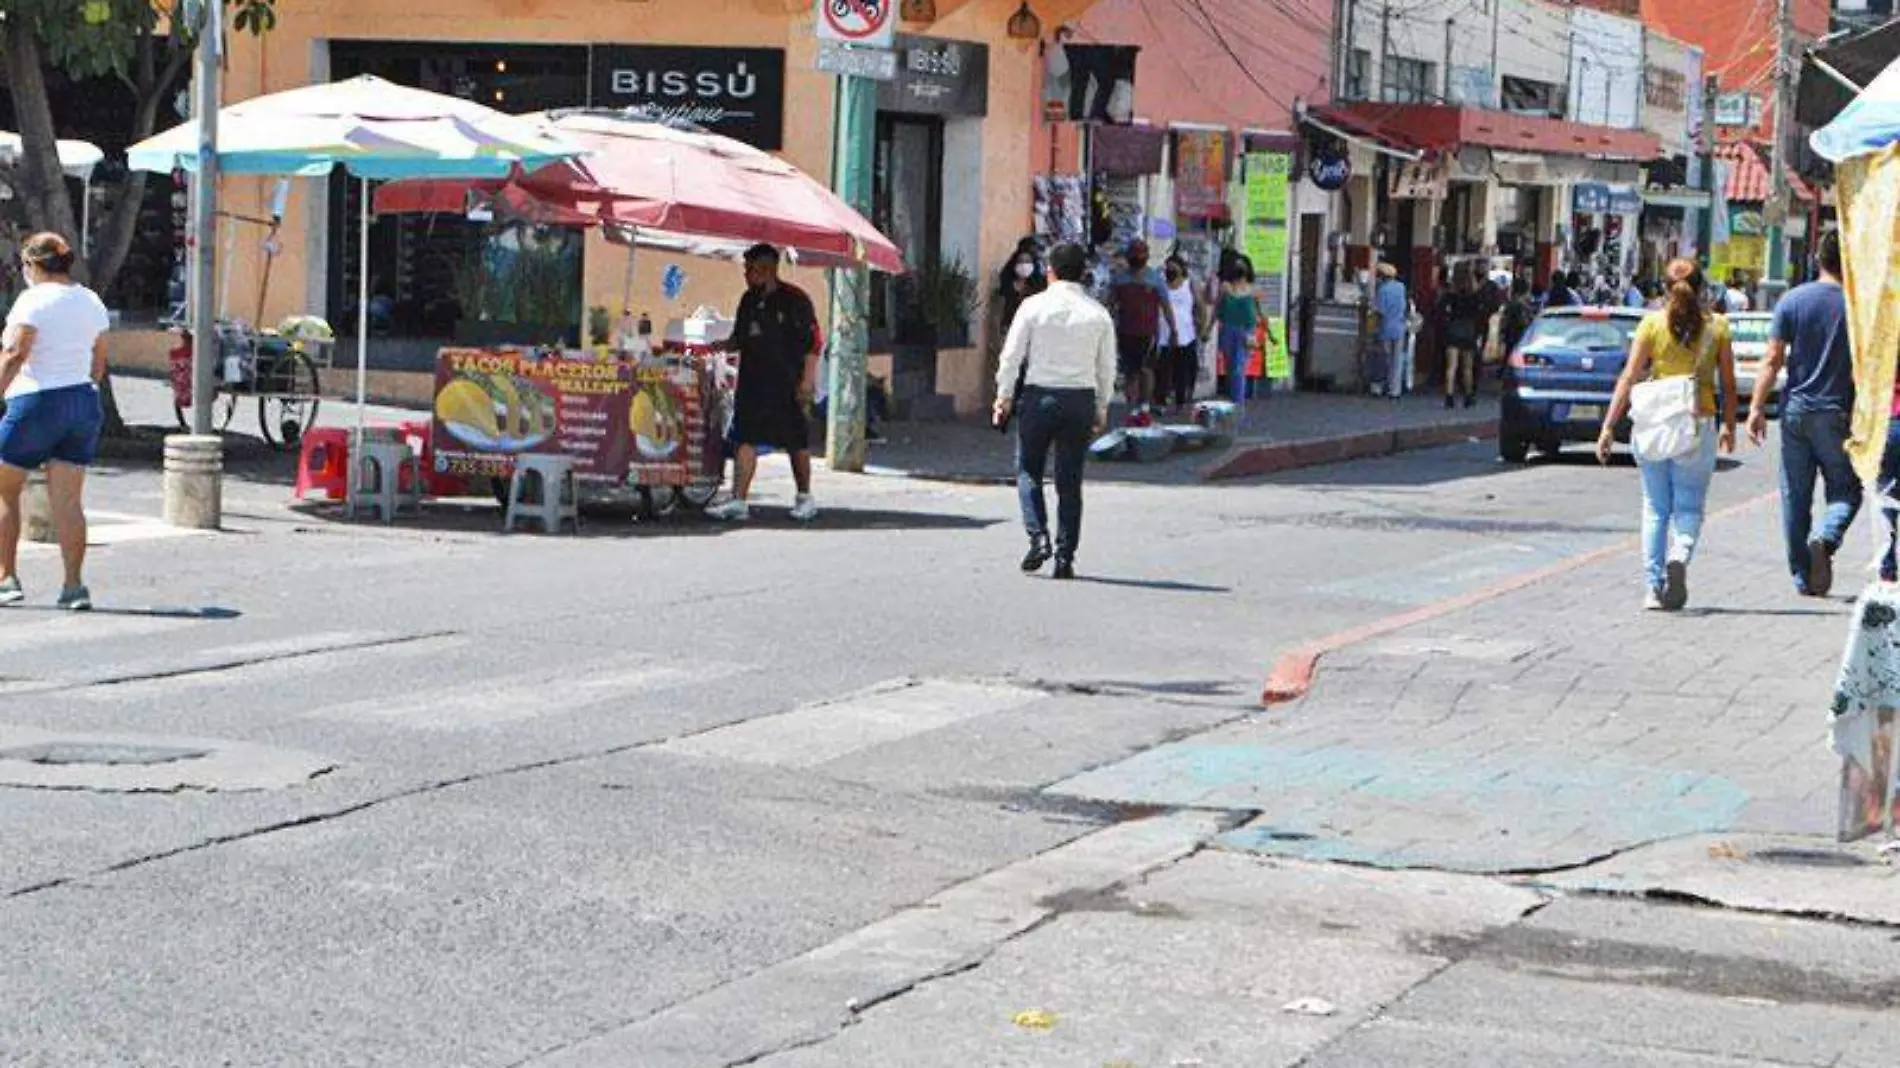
[1499,434,1530,464]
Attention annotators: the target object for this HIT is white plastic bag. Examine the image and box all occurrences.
[1194,333,1220,400]
[1630,376,1700,462]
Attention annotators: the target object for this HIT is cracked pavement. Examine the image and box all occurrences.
[0,377,1894,1066]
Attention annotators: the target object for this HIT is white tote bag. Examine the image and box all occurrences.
[1629,328,1715,464]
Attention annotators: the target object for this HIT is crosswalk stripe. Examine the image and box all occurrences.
[656,678,1043,769]
[308,660,747,730]
[0,612,202,656]
[75,633,472,701]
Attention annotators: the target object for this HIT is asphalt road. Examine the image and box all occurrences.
[1,379,1889,1067]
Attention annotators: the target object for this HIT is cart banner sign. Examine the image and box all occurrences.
[626,364,705,488]
[431,350,635,483]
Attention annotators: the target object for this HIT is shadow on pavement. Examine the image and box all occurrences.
[3,605,242,620]
[1066,575,1232,594]
[284,501,1001,539]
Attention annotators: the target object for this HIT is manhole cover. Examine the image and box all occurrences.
[1749,848,1870,869]
[0,743,210,767]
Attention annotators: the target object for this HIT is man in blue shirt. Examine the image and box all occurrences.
[1748,230,1858,596]
[1374,263,1410,400]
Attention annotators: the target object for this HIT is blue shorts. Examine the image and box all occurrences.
[0,384,103,470]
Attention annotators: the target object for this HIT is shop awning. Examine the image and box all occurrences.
[1312,102,1661,163]
[1797,18,1900,128]
[1643,187,1711,208]
[1716,141,1815,203]
[1301,105,1424,161]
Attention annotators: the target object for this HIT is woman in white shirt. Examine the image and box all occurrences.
[0,232,109,610]
[1156,255,1205,412]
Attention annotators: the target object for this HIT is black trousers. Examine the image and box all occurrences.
[1016,386,1095,558]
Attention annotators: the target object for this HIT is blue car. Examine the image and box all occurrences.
[1499,306,1646,463]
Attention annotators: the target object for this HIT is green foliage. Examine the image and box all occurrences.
[0,0,277,82]
[915,254,979,332]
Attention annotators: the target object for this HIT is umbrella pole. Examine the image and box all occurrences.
[621,237,637,337]
[355,177,370,493]
[80,178,90,261]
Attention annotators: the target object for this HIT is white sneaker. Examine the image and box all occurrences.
[705,498,750,522]
[789,494,819,522]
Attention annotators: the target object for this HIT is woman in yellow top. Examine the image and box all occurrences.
[1597,258,1738,611]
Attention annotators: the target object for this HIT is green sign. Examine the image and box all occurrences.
[1246,152,1291,225]
[1265,317,1291,380]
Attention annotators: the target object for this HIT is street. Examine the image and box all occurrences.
[1,379,1896,1067]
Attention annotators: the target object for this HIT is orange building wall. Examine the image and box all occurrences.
[1641,0,1829,141]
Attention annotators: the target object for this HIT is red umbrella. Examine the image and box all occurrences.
[375,110,904,273]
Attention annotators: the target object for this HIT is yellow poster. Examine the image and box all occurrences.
[1265,317,1291,380]
[1836,144,1900,483]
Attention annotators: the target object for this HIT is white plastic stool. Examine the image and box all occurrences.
[348,440,422,523]
[505,454,580,534]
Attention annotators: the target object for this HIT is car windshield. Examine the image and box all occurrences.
[1521,316,1636,354]
[1730,317,1771,345]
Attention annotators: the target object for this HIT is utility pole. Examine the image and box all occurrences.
[824,74,875,473]
[1765,0,1795,286]
[1443,17,1454,104]
[1343,0,1357,98]
[1380,1,1391,101]
[165,0,224,530]
[1490,0,1501,108]
[1702,74,1719,263]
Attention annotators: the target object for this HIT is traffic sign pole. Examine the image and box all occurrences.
[825,74,876,474]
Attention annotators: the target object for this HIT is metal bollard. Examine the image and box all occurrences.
[162,434,223,530]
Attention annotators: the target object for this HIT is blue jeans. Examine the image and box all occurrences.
[1218,324,1252,406]
[1879,419,1900,581]
[1639,424,1719,591]
[1016,386,1095,559]
[1780,409,1862,590]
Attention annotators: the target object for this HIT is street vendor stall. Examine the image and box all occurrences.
[375,108,903,517]
[1808,57,1900,843]
[127,75,586,474]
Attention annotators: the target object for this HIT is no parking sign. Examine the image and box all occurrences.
[816,0,896,48]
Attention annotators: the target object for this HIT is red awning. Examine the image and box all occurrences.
[1312,102,1660,163]
[1304,105,1429,159]
[1715,142,1814,204]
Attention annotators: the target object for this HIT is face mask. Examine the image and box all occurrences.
[1165,270,1182,283]
[1014,261,1035,279]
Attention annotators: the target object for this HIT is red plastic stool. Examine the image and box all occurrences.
[294,427,351,501]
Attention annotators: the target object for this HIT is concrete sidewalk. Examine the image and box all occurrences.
[862,390,1497,486]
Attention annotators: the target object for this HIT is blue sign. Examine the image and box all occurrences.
[662,264,687,301]
[1574,183,1642,215]
[1307,150,1350,192]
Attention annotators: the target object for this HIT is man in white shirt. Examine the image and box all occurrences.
[993,243,1116,580]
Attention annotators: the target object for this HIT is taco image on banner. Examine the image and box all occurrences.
[631,382,684,461]
[436,371,556,451]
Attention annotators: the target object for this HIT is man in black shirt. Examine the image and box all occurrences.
[707,244,822,522]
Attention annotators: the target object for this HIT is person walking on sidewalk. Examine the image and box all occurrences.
[1436,266,1484,409]
[1747,229,1859,597]
[1108,241,1175,419]
[1215,260,1272,409]
[0,233,108,610]
[1374,263,1410,401]
[1597,258,1739,611]
[993,243,1115,581]
[1155,255,1204,411]
[707,244,821,523]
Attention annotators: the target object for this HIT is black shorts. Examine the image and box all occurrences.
[730,389,810,452]
[1117,334,1156,378]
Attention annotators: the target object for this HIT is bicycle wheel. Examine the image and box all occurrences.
[680,475,721,509]
[258,351,322,451]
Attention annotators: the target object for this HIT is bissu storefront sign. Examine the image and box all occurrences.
[589,46,786,150]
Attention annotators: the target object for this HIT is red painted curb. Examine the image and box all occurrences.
[1259,487,1780,706]
[1205,418,1499,482]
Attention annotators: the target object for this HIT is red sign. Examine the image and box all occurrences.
[816,0,894,47]
[626,364,705,488]
[430,349,635,484]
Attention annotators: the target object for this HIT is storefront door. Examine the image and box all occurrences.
[872,114,945,344]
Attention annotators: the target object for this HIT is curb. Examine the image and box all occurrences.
[1259,487,1781,706]
[1204,417,1499,481]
